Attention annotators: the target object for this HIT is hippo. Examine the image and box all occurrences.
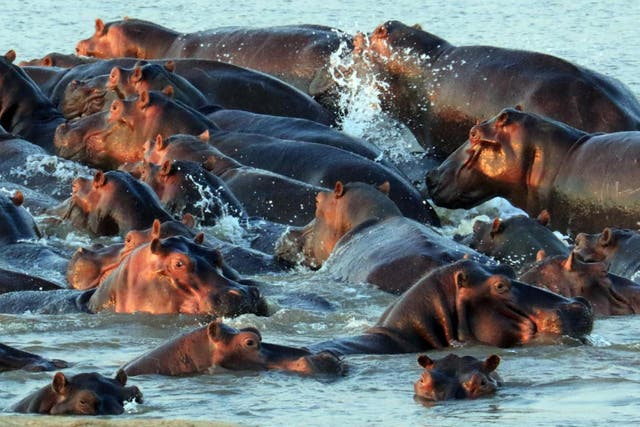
[59,74,118,119]
[306,259,593,355]
[143,133,328,226]
[123,320,344,377]
[87,235,268,317]
[18,52,99,67]
[66,241,124,290]
[414,354,502,401]
[356,21,640,156]
[573,227,640,282]
[65,170,174,236]
[11,370,143,415]
[1,343,68,372]
[426,107,640,234]
[0,191,41,245]
[0,50,64,151]
[75,18,352,104]
[459,211,569,272]
[276,181,488,293]
[54,90,214,170]
[519,252,640,316]
[138,160,246,226]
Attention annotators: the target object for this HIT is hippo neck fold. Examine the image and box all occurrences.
[521,125,588,214]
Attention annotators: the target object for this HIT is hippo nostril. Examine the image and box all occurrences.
[469,127,480,142]
[249,286,261,300]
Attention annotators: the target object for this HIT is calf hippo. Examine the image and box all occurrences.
[427,107,640,234]
[520,252,640,316]
[356,21,640,156]
[87,235,269,317]
[75,18,351,104]
[276,181,483,293]
[65,170,173,236]
[1,343,68,372]
[460,211,569,272]
[11,370,143,415]
[0,191,41,245]
[573,227,640,282]
[306,259,593,355]
[123,320,344,377]
[0,50,64,151]
[414,354,502,401]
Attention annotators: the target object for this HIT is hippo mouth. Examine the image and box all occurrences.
[497,303,539,344]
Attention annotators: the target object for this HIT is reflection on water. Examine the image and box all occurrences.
[1,1,640,426]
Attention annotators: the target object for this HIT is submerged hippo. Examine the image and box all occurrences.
[1,343,68,372]
[0,191,41,245]
[306,259,593,355]
[414,354,502,401]
[573,227,640,282]
[11,370,142,415]
[276,181,484,293]
[75,17,351,103]
[427,107,640,234]
[123,320,344,377]
[0,50,64,151]
[460,211,569,272]
[356,21,640,156]
[65,170,173,236]
[520,252,640,316]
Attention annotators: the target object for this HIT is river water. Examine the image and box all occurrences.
[1,1,640,426]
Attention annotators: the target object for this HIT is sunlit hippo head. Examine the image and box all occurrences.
[275,180,398,269]
[87,235,269,317]
[11,369,143,415]
[123,320,345,377]
[573,227,631,264]
[413,354,501,401]
[60,75,116,119]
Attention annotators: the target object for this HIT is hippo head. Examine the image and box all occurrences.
[206,321,344,375]
[447,260,593,346]
[89,235,268,317]
[519,252,639,316]
[573,227,630,264]
[413,354,501,401]
[60,75,115,119]
[67,242,124,290]
[274,181,399,268]
[25,370,142,415]
[76,17,169,58]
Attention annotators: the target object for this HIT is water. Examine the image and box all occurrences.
[1,1,640,425]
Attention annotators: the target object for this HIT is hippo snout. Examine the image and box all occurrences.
[209,285,268,317]
[559,296,594,338]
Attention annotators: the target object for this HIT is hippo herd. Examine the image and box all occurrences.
[1,16,640,416]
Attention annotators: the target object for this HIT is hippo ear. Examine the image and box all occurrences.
[162,85,175,98]
[108,67,121,88]
[93,170,106,187]
[131,66,143,83]
[454,270,469,288]
[194,232,205,245]
[537,210,551,227]
[600,228,612,246]
[490,218,502,237]
[150,238,162,254]
[412,23,423,30]
[115,368,128,386]
[4,50,16,63]
[137,90,150,109]
[51,372,68,395]
[563,252,576,271]
[334,181,344,198]
[181,213,195,228]
[164,60,176,73]
[207,320,224,340]
[95,18,105,35]
[373,23,388,39]
[417,354,435,369]
[160,160,172,176]
[484,355,500,372]
[198,129,210,142]
[42,55,53,67]
[377,181,390,196]
[10,191,24,207]
[151,219,162,238]
[536,249,547,262]
[514,104,523,111]
[154,134,167,151]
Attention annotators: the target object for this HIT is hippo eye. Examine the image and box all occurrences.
[494,280,510,294]
[245,338,258,348]
[174,259,184,269]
